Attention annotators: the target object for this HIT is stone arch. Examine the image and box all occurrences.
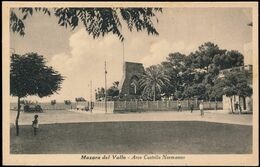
[129,75,140,95]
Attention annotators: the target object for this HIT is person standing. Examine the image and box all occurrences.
[32,115,39,136]
[177,100,182,112]
[199,100,204,116]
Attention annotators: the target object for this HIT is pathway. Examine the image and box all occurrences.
[10,109,252,126]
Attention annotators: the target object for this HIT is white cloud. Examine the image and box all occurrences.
[47,29,124,102]
[141,39,171,67]
[140,40,197,67]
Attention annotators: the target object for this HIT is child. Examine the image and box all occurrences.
[199,101,204,116]
[32,115,39,136]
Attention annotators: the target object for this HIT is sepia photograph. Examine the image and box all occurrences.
[2,1,258,166]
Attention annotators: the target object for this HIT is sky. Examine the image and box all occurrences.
[10,7,253,102]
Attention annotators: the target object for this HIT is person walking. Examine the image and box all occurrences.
[177,100,182,112]
[199,100,204,116]
[32,115,39,136]
[234,101,239,113]
[190,101,194,113]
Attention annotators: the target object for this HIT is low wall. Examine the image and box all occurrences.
[93,100,223,113]
[10,102,77,111]
[92,102,114,113]
[222,95,253,113]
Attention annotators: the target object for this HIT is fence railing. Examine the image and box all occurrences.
[10,100,223,113]
[93,102,114,113]
[93,100,223,113]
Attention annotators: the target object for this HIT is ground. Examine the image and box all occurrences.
[10,110,252,154]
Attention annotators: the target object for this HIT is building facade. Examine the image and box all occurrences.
[220,65,253,113]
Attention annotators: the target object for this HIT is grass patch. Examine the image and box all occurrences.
[10,121,252,154]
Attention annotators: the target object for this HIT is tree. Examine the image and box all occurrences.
[95,88,105,101]
[10,7,162,41]
[161,52,187,98]
[51,100,56,105]
[107,81,120,99]
[75,97,86,102]
[51,100,56,110]
[64,100,71,105]
[10,53,64,136]
[64,100,72,109]
[139,65,170,101]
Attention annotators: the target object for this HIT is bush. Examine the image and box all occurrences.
[24,104,43,112]
[35,105,43,112]
[24,105,30,112]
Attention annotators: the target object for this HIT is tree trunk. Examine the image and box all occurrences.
[230,97,234,114]
[239,96,243,114]
[242,96,246,110]
[153,91,156,101]
[153,87,156,101]
[15,96,21,136]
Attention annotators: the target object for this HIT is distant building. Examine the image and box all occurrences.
[220,65,253,113]
[218,64,252,79]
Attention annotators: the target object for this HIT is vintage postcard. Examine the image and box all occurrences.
[2,1,259,166]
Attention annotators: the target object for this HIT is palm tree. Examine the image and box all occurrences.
[112,81,120,88]
[139,65,171,101]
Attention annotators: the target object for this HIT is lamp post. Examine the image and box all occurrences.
[122,40,125,74]
[89,80,92,113]
[104,61,107,113]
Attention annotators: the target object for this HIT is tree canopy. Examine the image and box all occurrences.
[64,100,72,105]
[10,7,162,41]
[159,42,245,100]
[10,53,64,98]
[75,97,87,102]
[107,81,120,98]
